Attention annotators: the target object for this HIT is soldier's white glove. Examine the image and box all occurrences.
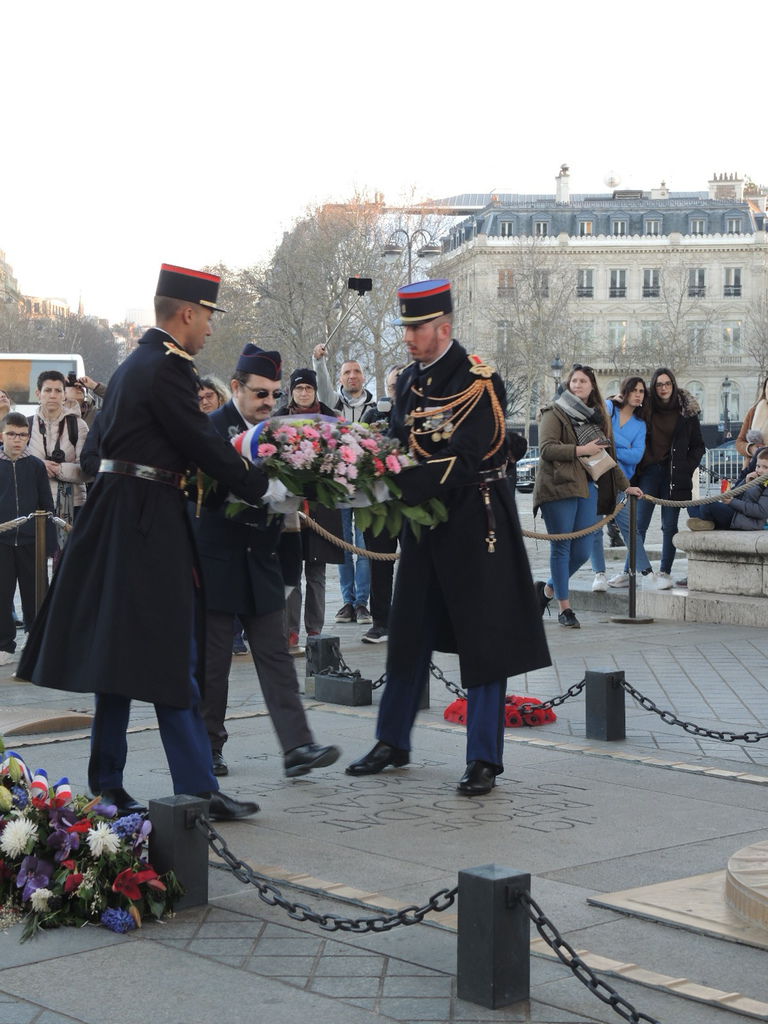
[263,478,300,513]
[371,479,390,503]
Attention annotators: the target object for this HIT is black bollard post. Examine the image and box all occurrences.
[457,865,530,1009]
[611,495,653,624]
[148,796,209,910]
[585,669,626,741]
[305,634,342,698]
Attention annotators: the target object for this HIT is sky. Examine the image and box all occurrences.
[2,0,765,325]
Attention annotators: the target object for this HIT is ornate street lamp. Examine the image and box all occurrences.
[382,228,441,283]
[550,355,564,398]
[721,376,732,441]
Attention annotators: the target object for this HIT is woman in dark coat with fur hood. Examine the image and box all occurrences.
[634,367,705,588]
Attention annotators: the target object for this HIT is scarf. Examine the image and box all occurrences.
[555,391,608,446]
[751,398,768,440]
[289,399,320,415]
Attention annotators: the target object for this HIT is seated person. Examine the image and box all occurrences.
[688,448,768,531]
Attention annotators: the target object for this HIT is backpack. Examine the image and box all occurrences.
[28,414,79,450]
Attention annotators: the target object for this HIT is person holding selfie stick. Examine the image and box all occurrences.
[533,364,641,629]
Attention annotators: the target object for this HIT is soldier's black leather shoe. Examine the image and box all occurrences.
[203,792,259,821]
[345,741,409,776]
[284,743,340,778]
[212,751,229,777]
[98,788,147,815]
[456,761,497,797]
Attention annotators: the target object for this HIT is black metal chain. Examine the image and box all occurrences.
[520,892,661,1024]
[429,661,467,700]
[620,679,768,743]
[196,816,458,932]
[517,677,587,714]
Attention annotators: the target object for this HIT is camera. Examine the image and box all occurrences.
[49,448,66,464]
[66,372,79,387]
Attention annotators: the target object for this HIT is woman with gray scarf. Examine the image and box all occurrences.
[532,365,642,628]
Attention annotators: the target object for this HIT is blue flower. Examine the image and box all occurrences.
[110,814,144,838]
[11,786,28,809]
[16,855,53,901]
[100,908,136,933]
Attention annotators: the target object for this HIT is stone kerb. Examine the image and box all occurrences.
[673,531,768,598]
[671,530,768,627]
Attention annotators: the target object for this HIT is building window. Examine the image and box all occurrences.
[687,380,705,411]
[579,220,593,236]
[609,269,626,298]
[687,322,708,357]
[496,321,512,351]
[724,267,742,298]
[534,270,549,298]
[576,269,593,298]
[690,218,706,235]
[722,321,742,354]
[500,221,515,238]
[574,321,595,347]
[612,220,628,236]
[608,321,628,353]
[726,218,742,234]
[645,219,661,236]
[534,221,549,237]
[640,321,661,346]
[688,268,706,297]
[643,268,660,298]
[498,269,514,296]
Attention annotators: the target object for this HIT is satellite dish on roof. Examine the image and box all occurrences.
[604,171,622,189]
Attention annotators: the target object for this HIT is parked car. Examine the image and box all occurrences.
[514,454,538,492]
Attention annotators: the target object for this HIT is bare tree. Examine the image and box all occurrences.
[483,240,578,438]
[744,291,768,383]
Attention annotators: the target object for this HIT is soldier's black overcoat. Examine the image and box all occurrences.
[386,341,551,687]
[19,329,267,708]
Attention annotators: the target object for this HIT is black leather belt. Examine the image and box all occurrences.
[99,459,187,489]
[472,467,508,486]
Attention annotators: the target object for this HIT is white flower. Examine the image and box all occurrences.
[0,818,38,858]
[86,822,121,857]
[30,887,53,912]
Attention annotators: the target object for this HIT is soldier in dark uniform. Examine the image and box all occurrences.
[346,279,551,795]
[19,265,272,820]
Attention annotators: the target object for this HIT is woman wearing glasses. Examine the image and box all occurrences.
[533,364,641,628]
[632,367,705,588]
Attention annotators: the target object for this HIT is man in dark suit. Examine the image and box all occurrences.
[193,344,340,779]
[346,280,551,795]
[19,265,271,820]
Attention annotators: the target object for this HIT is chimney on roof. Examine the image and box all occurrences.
[556,164,570,204]
[708,171,744,201]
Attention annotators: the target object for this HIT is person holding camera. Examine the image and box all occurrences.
[27,371,89,543]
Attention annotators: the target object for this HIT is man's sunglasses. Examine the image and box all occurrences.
[240,384,283,400]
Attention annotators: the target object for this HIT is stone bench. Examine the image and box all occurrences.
[671,530,768,627]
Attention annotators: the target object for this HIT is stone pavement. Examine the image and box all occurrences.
[1,504,768,1024]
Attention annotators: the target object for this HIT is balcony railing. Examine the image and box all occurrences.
[724,286,742,297]
[688,286,706,297]
[642,287,660,298]
[609,287,626,298]
[576,287,593,298]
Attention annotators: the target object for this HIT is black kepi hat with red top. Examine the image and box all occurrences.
[395,279,452,325]
[156,264,227,313]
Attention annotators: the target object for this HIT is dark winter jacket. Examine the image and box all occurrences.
[637,389,706,500]
[0,451,55,547]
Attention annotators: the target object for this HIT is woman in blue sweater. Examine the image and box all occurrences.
[590,377,654,588]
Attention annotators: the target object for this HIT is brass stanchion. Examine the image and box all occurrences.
[34,511,49,614]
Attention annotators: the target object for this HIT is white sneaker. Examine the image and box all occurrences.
[0,651,15,666]
[607,573,630,588]
[641,571,657,586]
[592,572,608,592]
[656,572,674,590]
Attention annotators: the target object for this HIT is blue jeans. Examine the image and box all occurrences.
[338,509,371,607]
[541,486,598,600]
[633,463,680,575]
[688,502,736,529]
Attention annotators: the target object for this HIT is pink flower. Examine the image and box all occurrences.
[340,446,357,464]
[257,443,278,457]
[385,454,401,474]
[360,438,378,451]
[302,427,320,439]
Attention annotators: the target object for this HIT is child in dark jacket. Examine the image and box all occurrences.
[687,448,768,531]
[0,413,55,663]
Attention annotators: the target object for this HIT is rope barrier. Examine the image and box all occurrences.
[0,511,72,534]
[299,511,400,560]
